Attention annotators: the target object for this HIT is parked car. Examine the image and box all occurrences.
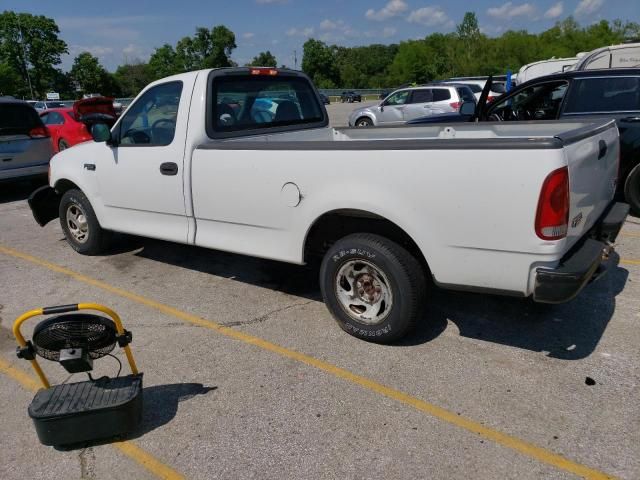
[33,101,67,113]
[443,76,507,101]
[349,84,476,127]
[409,69,640,215]
[341,91,362,103]
[29,67,627,343]
[0,98,53,181]
[319,93,330,105]
[40,97,117,153]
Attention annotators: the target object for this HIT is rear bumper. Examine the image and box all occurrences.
[533,202,629,304]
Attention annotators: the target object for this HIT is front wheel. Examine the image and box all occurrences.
[624,164,640,217]
[355,117,373,127]
[320,233,426,343]
[59,189,110,255]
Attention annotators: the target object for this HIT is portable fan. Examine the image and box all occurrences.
[14,303,143,447]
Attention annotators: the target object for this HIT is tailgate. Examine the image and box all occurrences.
[563,121,619,246]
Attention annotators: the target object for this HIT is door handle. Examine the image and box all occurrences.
[598,140,607,160]
[160,162,179,176]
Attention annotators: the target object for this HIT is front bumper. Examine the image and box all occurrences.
[533,202,629,304]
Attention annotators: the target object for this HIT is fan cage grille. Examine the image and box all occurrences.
[32,314,117,362]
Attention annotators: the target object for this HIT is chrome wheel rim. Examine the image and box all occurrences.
[356,120,370,127]
[335,259,393,325]
[66,203,89,243]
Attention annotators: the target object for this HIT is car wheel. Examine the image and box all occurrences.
[320,233,426,343]
[355,117,373,127]
[58,139,70,151]
[59,189,110,255]
[624,164,640,217]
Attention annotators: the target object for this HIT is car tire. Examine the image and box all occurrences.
[624,164,640,217]
[59,189,110,255]
[58,139,70,151]
[355,117,373,127]
[320,233,426,343]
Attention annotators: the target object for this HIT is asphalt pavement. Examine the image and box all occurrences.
[0,173,639,480]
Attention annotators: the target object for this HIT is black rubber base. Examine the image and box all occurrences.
[29,374,143,446]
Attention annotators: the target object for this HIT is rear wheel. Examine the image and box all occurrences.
[355,117,373,127]
[624,164,640,216]
[59,189,110,255]
[58,139,70,151]
[320,233,426,343]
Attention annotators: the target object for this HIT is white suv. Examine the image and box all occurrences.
[348,84,476,127]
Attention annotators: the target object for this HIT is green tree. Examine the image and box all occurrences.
[0,11,67,98]
[148,44,180,79]
[69,52,114,96]
[301,39,339,88]
[248,51,277,67]
[114,63,153,97]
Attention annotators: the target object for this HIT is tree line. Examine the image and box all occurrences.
[1,10,638,100]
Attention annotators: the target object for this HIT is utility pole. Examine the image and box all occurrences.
[17,15,35,99]
[293,49,298,70]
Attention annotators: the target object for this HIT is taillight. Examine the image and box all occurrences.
[535,167,569,240]
[449,101,462,111]
[29,126,50,138]
[487,96,495,103]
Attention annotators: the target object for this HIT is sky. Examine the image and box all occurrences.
[3,0,638,71]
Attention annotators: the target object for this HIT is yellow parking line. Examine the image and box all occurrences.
[621,259,640,266]
[0,244,617,480]
[620,232,640,238]
[0,357,185,480]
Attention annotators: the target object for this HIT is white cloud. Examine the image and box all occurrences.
[242,32,255,39]
[365,0,408,21]
[575,0,604,16]
[382,26,397,38]
[69,44,114,57]
[320,19,338,30]
[487,2,536,19]
[255,0,288,4]
[544,1,563,19]
[286,27,314,37]
[407,6,453,27]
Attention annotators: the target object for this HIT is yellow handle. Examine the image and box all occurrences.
[13,303,139,389]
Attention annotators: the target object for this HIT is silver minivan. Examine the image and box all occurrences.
[0,99,53,181]
[348,84,476,127]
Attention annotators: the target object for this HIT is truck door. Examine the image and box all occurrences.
[95,80,189,242]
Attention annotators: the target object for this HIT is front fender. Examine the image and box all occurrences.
[28,186,61,227]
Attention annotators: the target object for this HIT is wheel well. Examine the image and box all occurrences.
[54,179,80,195]
[304,209,428,271]
[355,116,372,124]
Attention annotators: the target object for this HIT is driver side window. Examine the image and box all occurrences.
[489,81,568,121]
[384,90,410,106]
[118,81,182,146]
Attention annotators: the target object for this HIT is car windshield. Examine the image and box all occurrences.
[46,102,66,108]
[0,103,43,136]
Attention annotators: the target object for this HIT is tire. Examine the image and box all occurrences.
[58,139,70,151]
[355,117,373,128]
[624,164,640,217]
[59,189,110,255]
[320,233,426,343]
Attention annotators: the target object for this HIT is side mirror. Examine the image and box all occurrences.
[460,101,475,116]
[492,83,507,94]
[91,123,112,144]
[380,104,385,112]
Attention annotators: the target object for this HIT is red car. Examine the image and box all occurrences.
[40,97,116,153]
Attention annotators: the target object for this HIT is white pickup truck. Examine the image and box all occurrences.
[29,67,629,343]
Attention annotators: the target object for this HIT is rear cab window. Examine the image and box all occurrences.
[0,102,45,137]
[207,69,326,139]
[563,76,640,114]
